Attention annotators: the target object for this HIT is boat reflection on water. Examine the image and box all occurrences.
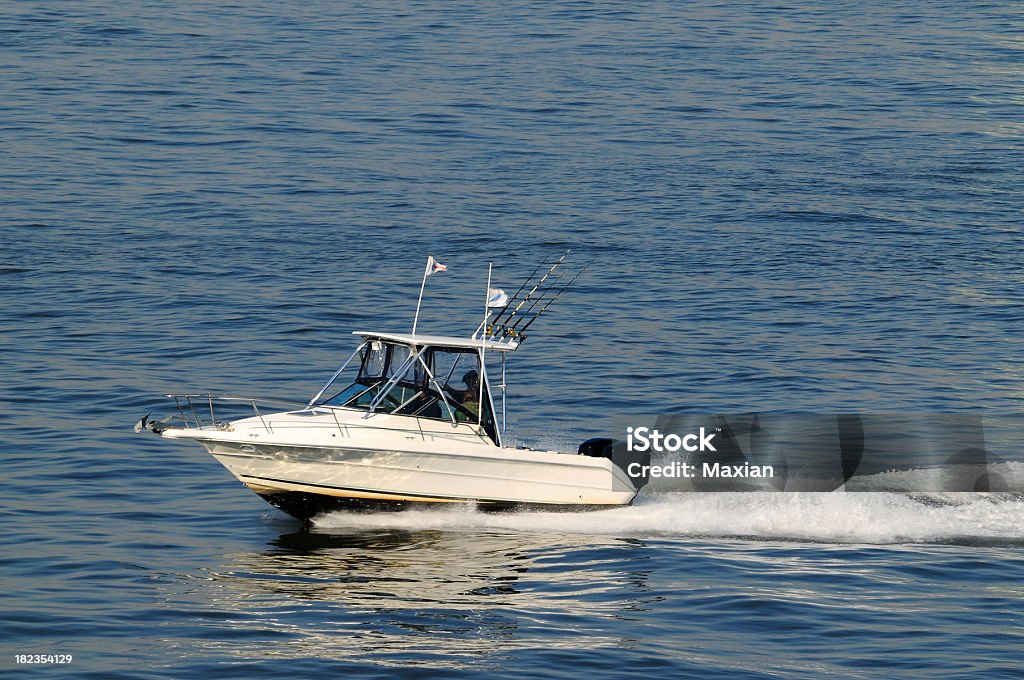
[186,518,655,669]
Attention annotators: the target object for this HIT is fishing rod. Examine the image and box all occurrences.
[514,261,591,339]
[494,269,571,340]
[488,259,548,328]
[491,249,568,327]
[489,249,569,331]
[503,270,567,333]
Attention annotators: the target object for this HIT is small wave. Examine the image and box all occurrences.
[314,493,1024,546]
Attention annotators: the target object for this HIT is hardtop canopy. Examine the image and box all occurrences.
[352,331,519,352]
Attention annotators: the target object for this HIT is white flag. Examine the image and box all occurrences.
[425,255,448,276]
[487,288,509,308]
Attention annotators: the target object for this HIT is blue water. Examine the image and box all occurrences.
[2,1,1023,677]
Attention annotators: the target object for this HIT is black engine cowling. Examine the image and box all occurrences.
[578,437,615,459]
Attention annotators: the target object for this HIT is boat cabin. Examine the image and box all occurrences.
[308,332,517,446]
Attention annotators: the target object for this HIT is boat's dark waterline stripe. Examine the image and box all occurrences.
[242,475,626,520]
[255,490,619,521]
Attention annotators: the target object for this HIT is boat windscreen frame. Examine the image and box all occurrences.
[306,340,368,408]
[311,338,502,446]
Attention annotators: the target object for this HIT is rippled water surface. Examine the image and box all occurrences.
[2,1,1023,677]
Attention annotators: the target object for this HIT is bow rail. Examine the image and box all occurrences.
[158,393,312,434]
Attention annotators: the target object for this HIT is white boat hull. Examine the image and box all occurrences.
[160,408,637,518]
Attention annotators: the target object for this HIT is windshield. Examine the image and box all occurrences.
[319,341,497,441]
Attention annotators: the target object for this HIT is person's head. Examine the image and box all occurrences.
[462,370,479,389]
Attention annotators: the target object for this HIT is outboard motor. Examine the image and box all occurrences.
[578,437,615,459]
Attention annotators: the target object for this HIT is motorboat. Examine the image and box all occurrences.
[136,254,640,519]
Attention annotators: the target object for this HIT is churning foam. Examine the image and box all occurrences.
[313,492,1024,545]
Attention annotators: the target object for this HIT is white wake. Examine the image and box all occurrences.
[314,492,1024,545]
